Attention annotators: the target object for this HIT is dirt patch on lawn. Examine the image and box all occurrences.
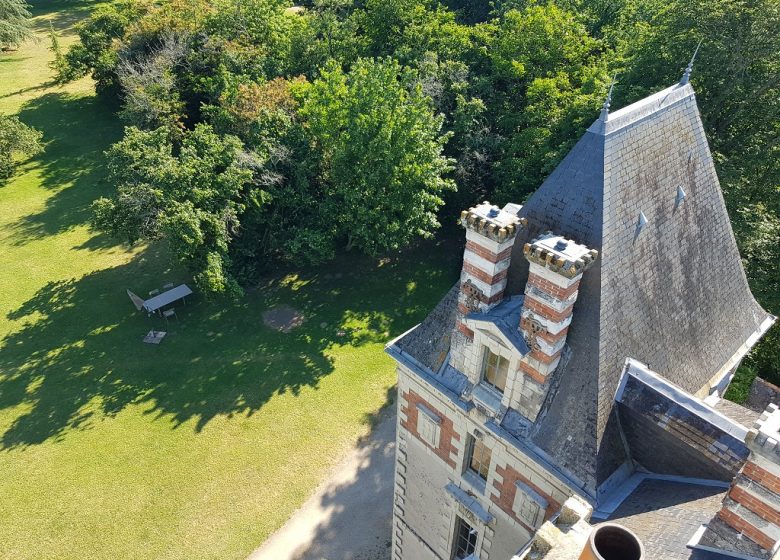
[263,305,304,333]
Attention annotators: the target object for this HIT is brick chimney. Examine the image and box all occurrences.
[449,202,525,373]
[514,232,597,421]
[717,403,780,553]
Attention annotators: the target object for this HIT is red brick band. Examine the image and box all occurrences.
[518,361,548,385]
[465,241,513,264]
[743,461,780,494]
[462,261,508,286]
[527,274,580,299]
[718,507,775,550]
[529,348,562,365]
[400,390,461,469]
[491,463,560,532]
[456,321,474,339]
[524,298,574,323]
[729,486,780,526]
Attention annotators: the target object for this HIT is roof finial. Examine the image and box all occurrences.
[599,73,617,122]
[680,40,702,85]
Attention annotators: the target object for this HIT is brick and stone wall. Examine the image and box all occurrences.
[392,363,578,560]
[400,389,461,469]
[491,463,561,531]
[718,404,780,551]
[515,232,597,421]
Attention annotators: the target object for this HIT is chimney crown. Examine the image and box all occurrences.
[524,232,598,279]
[746,403,780,465]
[460,202,527,243]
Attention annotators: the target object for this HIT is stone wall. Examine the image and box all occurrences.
[393,362,578,560]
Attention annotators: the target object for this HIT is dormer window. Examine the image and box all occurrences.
[482,348,508,394]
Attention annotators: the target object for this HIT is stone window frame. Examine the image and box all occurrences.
[445,502,488,560]
[481,347,509,395]
[451,515,478,560]
[462,432,492,493]
[469,328,523,410]
[512,480,549,529]
[416,402,441,449]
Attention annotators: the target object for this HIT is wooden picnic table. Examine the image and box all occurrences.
[143,284,192,314]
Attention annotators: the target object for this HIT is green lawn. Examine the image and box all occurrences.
[0,2,460,558]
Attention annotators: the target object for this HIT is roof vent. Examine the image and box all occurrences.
[580,523,645,560]
[634,212,648,241]
[675,185,687,209]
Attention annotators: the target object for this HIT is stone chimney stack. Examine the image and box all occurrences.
[455,202,525,337]
[449,202,525,373]
[515,232,597,421]
[718,403,780,553]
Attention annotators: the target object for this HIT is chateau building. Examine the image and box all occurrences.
[385,72,777,560]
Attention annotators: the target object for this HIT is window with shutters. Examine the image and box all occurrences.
[512,480,548,528]
[416,403,441,448]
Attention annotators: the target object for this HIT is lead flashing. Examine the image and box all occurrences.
[587,82,695,136]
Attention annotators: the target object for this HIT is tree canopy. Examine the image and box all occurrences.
[0,114,42,179]
[61,0,778,379]
[0,0,32,49]
[297,58,454,255]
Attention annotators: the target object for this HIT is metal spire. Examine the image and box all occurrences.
[680,40,702,85]
[599,73,618,121]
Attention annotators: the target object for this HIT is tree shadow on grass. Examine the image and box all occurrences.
[0,235,461,450]
[6,92,122,243]
[254,386,397,560]
[0,81,56,100]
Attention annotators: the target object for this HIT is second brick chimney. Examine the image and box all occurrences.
[514,232,597,421]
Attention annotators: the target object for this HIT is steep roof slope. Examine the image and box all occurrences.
[506,82,773,492]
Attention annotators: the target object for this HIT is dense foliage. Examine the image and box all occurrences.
[0,0,32,48]
[0,114,42,179]
[60,0,777,379]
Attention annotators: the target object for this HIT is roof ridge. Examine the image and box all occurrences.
[587,82,695,136]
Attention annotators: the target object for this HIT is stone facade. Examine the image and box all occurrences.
[386,78,776,560]
[718,405,780,551]
[392,363,575,560]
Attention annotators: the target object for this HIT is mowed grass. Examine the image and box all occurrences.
[0,2,461,559]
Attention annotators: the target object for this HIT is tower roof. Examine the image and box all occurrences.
[506,81,774,492]
[391,81,774,497]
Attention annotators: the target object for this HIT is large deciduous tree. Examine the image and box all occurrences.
[485,4,609,202]
[92,124,257,296]
[0,114,42,180]
[297,58,455,255]
[0,0,32,49]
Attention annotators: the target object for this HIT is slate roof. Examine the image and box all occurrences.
[509,81,773,491]
[395,284,459,372]
[467,295,529,355]
[616,363,749,481]
[713,398,762,428]
[606,479,728,560]
[392,81,773,496]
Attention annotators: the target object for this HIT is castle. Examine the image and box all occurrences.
[385,71,778,560]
